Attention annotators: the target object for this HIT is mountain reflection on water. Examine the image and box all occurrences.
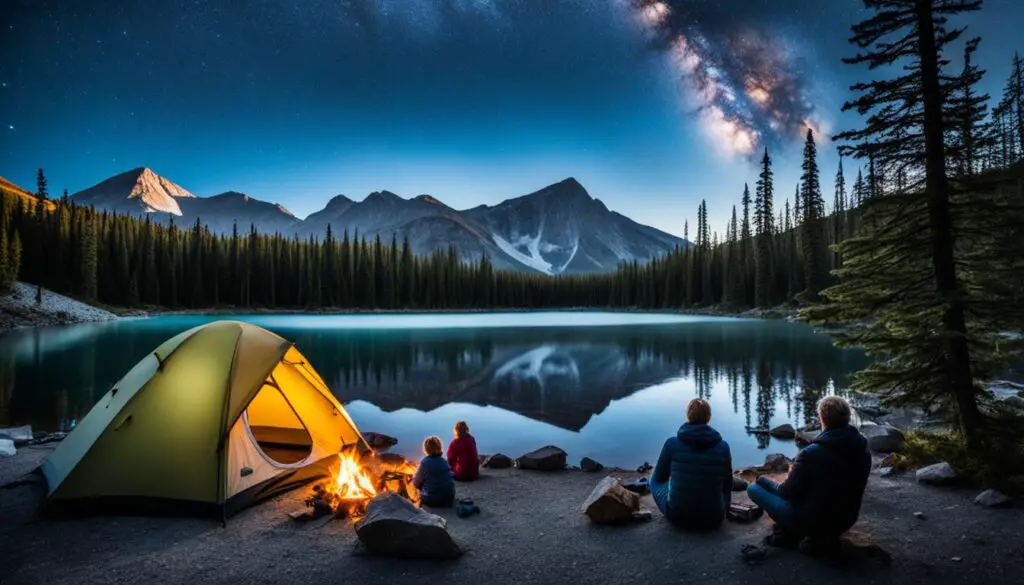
[0,313,867,468]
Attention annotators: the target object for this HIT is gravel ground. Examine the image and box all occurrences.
[0,282,121,331]
[1,446,1022,585]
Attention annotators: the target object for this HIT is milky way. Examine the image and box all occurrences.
[630,0,827,158]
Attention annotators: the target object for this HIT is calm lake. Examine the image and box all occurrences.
[0,312,868,468]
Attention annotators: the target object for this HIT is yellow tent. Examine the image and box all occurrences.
[41,321,365,518]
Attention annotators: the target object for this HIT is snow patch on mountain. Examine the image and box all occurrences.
[493,233,553,275]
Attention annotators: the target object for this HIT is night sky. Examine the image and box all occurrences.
[2,0,1022,235]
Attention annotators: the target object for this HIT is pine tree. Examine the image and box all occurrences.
[0,224,9,293]
[949,38,989,177]
[740,184,753,305]
[833,156,847,269]
[810,0,988,449]
[800,128,827,300]
[754,148,775,308]
[1010,51,1024,157]
[81,216,98,301]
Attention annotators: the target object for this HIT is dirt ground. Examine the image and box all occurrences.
[2,445,1022,585]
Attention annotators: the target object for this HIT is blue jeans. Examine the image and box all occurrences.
[746,477,799,532]
[651,479,670,517]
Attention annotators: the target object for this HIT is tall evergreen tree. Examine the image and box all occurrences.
[754,148,776,308]
[810,0,989,449]
[800,128,828,300]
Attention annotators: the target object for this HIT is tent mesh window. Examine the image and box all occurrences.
[245,381,314,465]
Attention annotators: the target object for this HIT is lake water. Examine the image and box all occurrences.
[0,312,868,468]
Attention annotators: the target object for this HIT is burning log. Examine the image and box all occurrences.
[305,445,419,520]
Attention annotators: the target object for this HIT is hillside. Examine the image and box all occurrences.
[0,177,55,212]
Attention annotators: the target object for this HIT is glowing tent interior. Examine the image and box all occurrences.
[40,320,366,518]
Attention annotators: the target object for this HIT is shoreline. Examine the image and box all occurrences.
[2,444,1022,584]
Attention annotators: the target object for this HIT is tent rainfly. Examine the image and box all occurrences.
[41,321,366,519]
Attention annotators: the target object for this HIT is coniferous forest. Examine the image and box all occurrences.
[1,0,1023,462]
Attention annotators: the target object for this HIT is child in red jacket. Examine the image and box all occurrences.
[446,421,479,482]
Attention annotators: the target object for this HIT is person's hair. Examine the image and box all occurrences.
[686,398,712,425]
[423,435,443,456]
[818,396,852,428]
[454,421,470,438]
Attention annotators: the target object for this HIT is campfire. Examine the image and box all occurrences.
[305,447,418,520]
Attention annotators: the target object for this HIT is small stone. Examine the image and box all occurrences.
[580,457,603,472]
[974,489,1012,508]
[482,454,513,469]
[516,446,567,471]
[581,476,640,524]
[951,557,963,563]
[878,467,896,477]
[769,424,796,439]
[917,462,958,486]
[632,508,653,522]
[0,439,15,458]
[731,476,748,491]
[763,453,792,472]
[913,511,926,520]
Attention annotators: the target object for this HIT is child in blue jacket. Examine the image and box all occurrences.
[412,435,456,507]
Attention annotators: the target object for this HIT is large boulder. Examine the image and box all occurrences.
[516,446,567,471]
[580,457,604,472]
[769,424,796,439]
[482,454,513,469]
[0,439,15,458]
[0,425,33,445]
[362,432,398,450]
[354,492,462,559]
[859,422,905,453]
[581,476,640,524]
[1002,395,1024,411]
[916,462,958,486]
[974,489,1012,508]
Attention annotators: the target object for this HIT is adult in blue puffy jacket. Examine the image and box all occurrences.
[747,396,871,555]
[650,398,733,530]
[412,435,455,507]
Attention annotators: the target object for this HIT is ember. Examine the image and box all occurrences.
[305,448,418,520]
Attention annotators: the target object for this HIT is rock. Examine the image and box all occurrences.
[516,446,567,471]
[482,453,513,469]
[636,462,653,473]
[795,429,820,446]
[1002,395,1024,411]
[355,492,462,559]
[769,424,796,439]
[478,454,489,465]
[632,508,653,521]
[0,425,33,445]
[839,533,893,567]
[361,432,398,449]
[763,454,792,472]
[913,511,926,520]
[732,476,748,491]
[974,489,1012,508]
[580,457,604,472]
[0,439,15,457]
[581,476,640,524]
[859,423,905,453]
[879,453,907,471]
[878,467,896,477]
[916,462,958,486]
[951,557,963,563]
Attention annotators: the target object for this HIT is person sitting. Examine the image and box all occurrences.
[650,398,733,530]
[447,420,480,482]
[412,435,456,507]
[746,395,871,556]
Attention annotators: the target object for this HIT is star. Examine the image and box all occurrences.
[8,125,14,131]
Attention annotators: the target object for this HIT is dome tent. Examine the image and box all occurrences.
[41,321,366,519]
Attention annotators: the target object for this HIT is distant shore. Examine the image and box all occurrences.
[0,282,145,333]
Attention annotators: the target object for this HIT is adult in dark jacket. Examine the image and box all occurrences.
[747,396,871,553]
[650,398,733,530]
[412,436,456,507]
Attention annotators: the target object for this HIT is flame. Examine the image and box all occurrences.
[334,452,378,501]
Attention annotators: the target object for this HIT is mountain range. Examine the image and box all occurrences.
[68,167,686,275]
